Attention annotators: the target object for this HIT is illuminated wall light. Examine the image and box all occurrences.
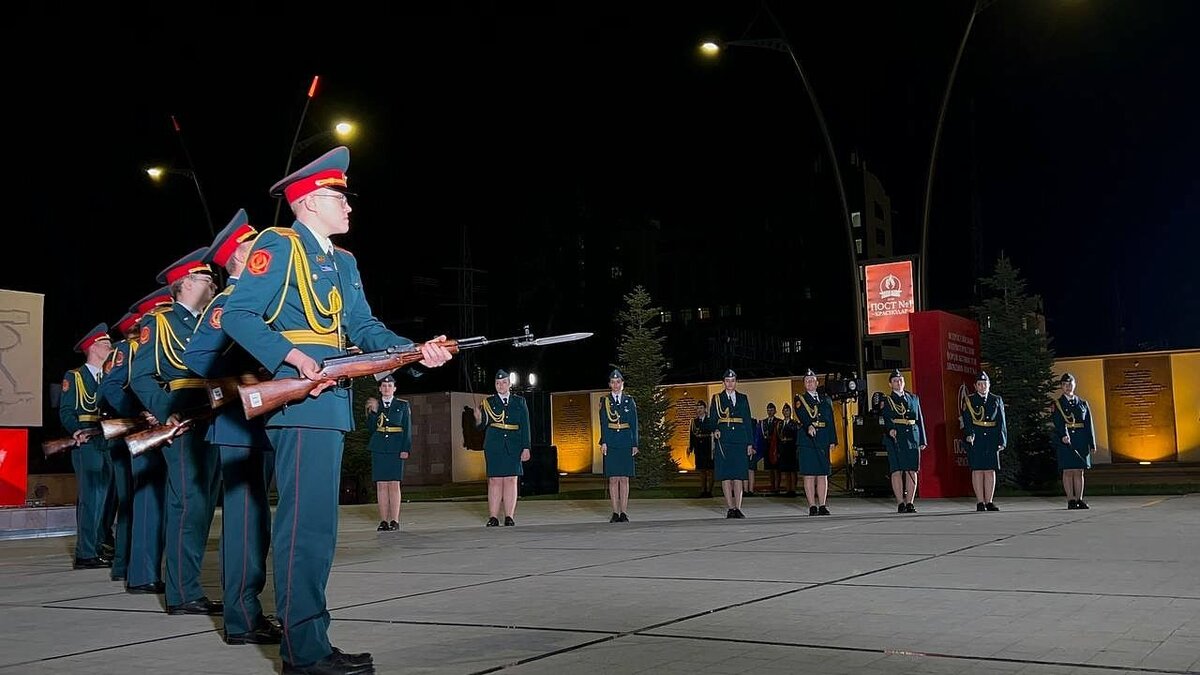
[1139,461,1152,465]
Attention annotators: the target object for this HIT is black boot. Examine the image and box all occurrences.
[976,502,986,512]
[809,505,819,516]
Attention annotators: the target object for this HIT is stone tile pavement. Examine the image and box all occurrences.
[1,495,1196,674]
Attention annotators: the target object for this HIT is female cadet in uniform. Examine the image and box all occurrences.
[881,369,927,513]
[474,369,531,526]
[1053,372,1096,509]
[961,371,1006,512]
[598,369,638,522]
[777,403,799,498]
[795,369,837,515]
[705,369,755,518]
[366,374,411,531]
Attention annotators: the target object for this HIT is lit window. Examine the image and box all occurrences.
[698,307,711,320]
[660,311,673,323]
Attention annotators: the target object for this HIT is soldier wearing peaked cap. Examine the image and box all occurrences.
[60,323,114,569]
[181,209,282,645]
[882,369,927,513]
[366,374,411,532]
[796,368,837,516]
[101,292,170,594]
[96,312,148,585]
[129,249,223,616]
[961,371,1006,512]
[599,368,638,523]
[474,368,531,527]
[220,147,452,674]
[703,368,755,519]
[1052,372,1095,510]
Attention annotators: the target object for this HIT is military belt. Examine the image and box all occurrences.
[78,414,101,423]
[720,417,744,423]
[607,423,630,430]
[810,421,827,428]
[168,378,207,392]
[281,329,343,349]
[379,426,405,433]
[491,423,520,431]
[973,421,997,428]
[1066,423,1084,430]
[893,419,917,426]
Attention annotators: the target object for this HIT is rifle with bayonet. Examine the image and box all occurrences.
[238,326,592,420]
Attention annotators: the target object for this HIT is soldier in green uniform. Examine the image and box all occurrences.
[705,369,754,519]
[181,209,283,645]
[96,312,144,583]
[130,248,222,615]
[881,369,927,513]
[104,289,172,594]
[688,400,714,498]
[474,369,531,527]
[60,323,114,569]
[599,369,638,522]
[222,146,452,675]
[366,374,411,532]
[1053,372,1095,510]
[795,368,837,516]
[961,371,1007,512]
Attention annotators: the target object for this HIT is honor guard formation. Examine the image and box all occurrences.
[52,146,1097,675]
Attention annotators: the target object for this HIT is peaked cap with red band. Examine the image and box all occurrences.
[270,145,352,202]
[155,247,214,285]
[115,312,141,336]
[206,208,259,268]
[74,322,111,353]
[129,287,173,315]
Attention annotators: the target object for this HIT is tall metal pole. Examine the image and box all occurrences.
[919,0,984,309]
[169,115,215,237]
[273,75,320,226]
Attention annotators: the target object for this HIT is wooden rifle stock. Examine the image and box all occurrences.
[41,428,101,458]
[239,339,462,420]
[207,373,262,410]
[101,417,147,440]
[125,408,216,457]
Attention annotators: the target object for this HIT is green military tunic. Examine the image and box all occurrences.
[961,392,1007,471]
[129,298,219,608]
[60,364,110,561]
[222,218,415,667]
[368,398,411,482]
[882,391,927,473]
[796,392,837,476]
[477,393,531,477]
[706,391,753,481]
[598,393,638,477]
[1053,394,1095,470]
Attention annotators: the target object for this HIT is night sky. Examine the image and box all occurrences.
[10,0,1199,394]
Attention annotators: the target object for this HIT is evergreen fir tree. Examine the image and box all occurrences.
[616,285,677,489]
[973,255,1058,487]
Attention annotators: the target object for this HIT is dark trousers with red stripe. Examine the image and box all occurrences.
[266,427,344,668]
[128,451,165,587]
[217,443,275,636]
[161,429,219,607]
[109,442,134,579]
[71,436,110,560]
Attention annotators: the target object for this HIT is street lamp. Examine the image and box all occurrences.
[292,120,357,158]
[700,15,865,377]
[145,165,215,237]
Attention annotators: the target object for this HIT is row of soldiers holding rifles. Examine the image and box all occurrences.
[55,146,456,675]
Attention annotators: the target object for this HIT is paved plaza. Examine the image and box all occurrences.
[1,494,1197,674]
